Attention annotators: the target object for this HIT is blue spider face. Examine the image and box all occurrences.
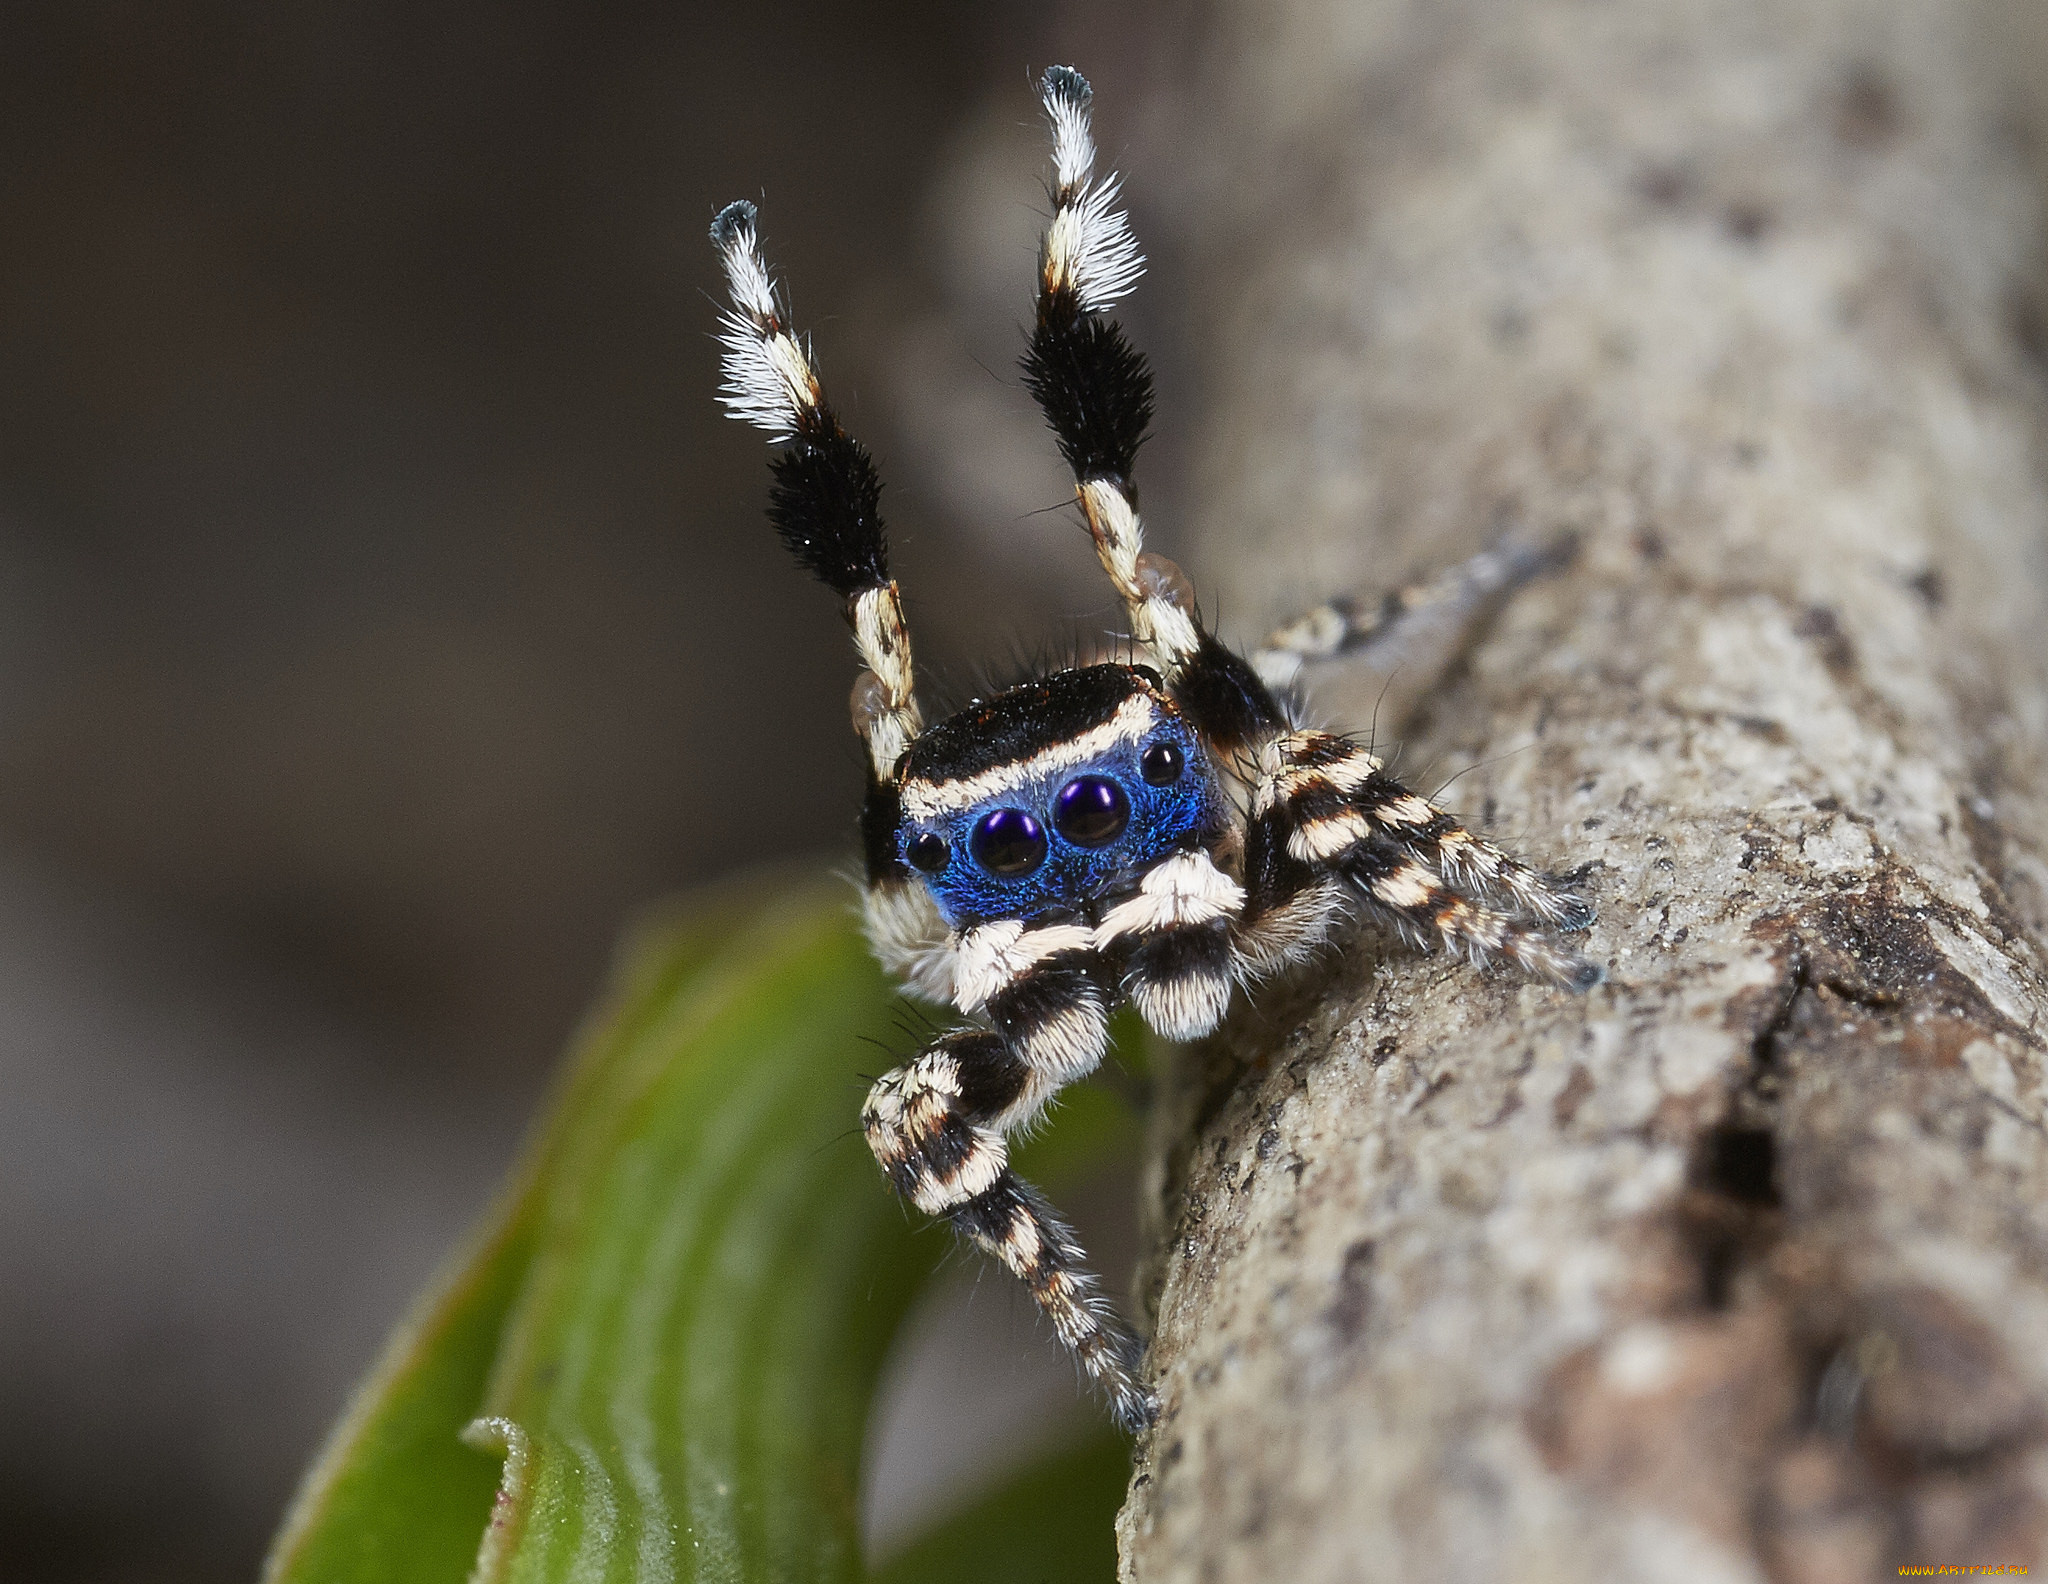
[894,666,1222,929]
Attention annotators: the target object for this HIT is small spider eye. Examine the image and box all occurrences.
[1140,742,1185,786]
[1053,775,1130,847]
[906,832,949,873]
[971,808,1047,877]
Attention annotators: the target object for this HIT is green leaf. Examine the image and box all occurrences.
[259,1200,533,1584]
[262,884,771,1584]
[872,1433,1130,1584]
[263,873,1137,1584]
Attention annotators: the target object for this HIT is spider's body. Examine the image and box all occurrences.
[710,67,1598,1434]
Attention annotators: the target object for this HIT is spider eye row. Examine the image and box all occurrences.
[906,739,1188,880]
[971,807,1048,876]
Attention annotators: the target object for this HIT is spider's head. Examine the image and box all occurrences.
[888,664,1221,930]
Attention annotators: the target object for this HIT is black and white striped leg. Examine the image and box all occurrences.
[1242,731,1601,989]
[1250,536,1572,698]
[709,199,922,781]
[1020,67,1204,678]
[861,984,1153,1430]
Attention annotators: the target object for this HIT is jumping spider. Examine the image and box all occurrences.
[709,66,1598,1433]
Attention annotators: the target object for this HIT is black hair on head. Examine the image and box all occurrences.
[1021,313,1154,484]
[860,773,906,882]
[766,419,890,597]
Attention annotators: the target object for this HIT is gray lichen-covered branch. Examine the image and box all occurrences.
[1106,0,2048,1577]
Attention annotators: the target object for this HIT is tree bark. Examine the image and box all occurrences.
[1115,1,2048,1578]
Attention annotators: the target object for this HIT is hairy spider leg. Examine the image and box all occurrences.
[1016,70,1600,991]
[861,1031,1150,1430]
[1022,67,1200,677]
[861,951,1157,1431]
[709,199,944,976]
[709,202,919,772]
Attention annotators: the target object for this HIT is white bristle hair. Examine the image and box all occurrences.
[709,199,808,437]
[1039,68,1145,313]
[1041,65,1097,193]
[1063,176,1145,312]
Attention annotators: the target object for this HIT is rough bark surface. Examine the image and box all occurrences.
[1116,1,2048,1578]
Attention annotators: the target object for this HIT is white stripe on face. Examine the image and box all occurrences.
[899,693,1160,820]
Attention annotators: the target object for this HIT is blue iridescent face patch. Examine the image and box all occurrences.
[895,668,1222,929]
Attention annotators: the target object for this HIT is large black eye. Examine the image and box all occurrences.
[971,808,1047,876]
[1053,775,1130,847]
[906,832,949,873]
[1140,741,1185,786]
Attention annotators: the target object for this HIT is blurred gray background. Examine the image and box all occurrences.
[0,3,1196,1578]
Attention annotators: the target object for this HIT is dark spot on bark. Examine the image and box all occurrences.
[1703,1125,1780,1208]
[1482,1086,1523,1128]
[1553,1063,1595,1127]
[1255,1127,1281,1160]
[1725,201,1774,243]
[1734,715,1789,744]
[1907,566,1946,610]
[1416,1070,1456,1108]
[1633,527,1667,561]
[1682,1119,1785,1311]
[1330,1239,1376,1342]
[1371,1036,1398,1067]
[1793,604,1858,682]
[1734,438,1765,467]
[2013,284,2048,374]
[1738,828,1778,871]
[1637,163,1693,207]
[1835,65,1902,149]
[1763,889,2015,1023]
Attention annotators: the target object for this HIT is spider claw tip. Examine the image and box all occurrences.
[709,199,757,247]
[1042,64,1092,105]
